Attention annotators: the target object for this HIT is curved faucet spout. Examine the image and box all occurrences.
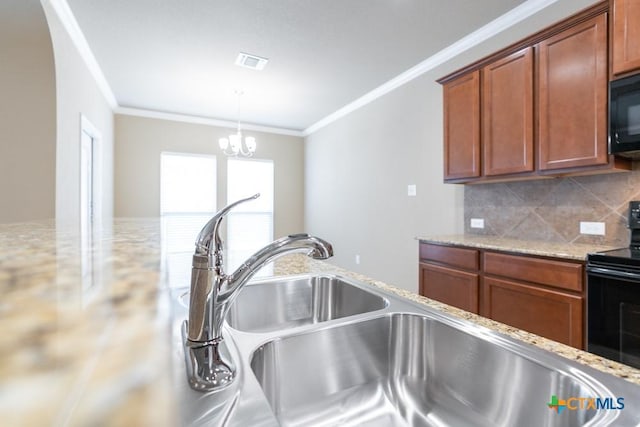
[221,233,333,304]
[202,234,333,343]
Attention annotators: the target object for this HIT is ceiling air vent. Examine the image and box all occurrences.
[235,52,269,71]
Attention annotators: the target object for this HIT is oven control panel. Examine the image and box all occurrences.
[630,201,640,228]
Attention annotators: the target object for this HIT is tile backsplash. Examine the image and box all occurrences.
[464,162,640,247]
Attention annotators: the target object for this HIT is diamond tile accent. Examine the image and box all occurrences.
[503,212,566,243]
[464,162,640,246]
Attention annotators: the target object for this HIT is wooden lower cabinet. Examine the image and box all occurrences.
[482,276,583,349]
[420,263,479,314]
[418,241,585,349]
[484,251,583,292]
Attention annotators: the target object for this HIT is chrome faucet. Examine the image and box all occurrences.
[183,194,333,392]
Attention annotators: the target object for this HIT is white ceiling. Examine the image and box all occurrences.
[65,0,527,133]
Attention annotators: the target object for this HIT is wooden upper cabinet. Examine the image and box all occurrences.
[482,48,534,176]
[612,0,640,75]
[537,13,608,171]
[443,71,480,180]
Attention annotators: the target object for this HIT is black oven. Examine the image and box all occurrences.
[587,250,640,369]
[610,73,640,158]
[587,201,640,368]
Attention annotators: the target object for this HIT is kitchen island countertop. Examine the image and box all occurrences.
[1,220,638,426]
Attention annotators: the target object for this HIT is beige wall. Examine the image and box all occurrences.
[42,1,114,227]
[114,114,304,238]
[305,74,464,292]
[0,1,56,223]
[304,0,601,292]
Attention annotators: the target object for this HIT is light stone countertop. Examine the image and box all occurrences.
[1,220,639,426]
[416,234,621,261]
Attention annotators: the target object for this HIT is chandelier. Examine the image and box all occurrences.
[219,90,256,157]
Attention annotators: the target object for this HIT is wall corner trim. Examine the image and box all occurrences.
[43,0,118,109]
[302,0,559,137]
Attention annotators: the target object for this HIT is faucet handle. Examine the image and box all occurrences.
[195,193,260,257]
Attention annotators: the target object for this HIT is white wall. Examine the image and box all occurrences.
[114,114,304,238]
[0,0,56,223]
[41,0,114,227]
[304,0,601,292]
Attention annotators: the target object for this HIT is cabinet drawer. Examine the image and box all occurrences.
[419,243,479,271]
[483,252,583,292]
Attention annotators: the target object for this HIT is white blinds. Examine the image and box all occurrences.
[160,152,217,214]
[226,159,274,274]
[158,154,275,283]
[160,153,217,286]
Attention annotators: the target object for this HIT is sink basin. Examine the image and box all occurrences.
[226,274,387,333]
[250,313,610,427]
[172,273,640,426]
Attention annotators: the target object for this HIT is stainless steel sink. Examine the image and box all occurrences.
[250,313,607,427]
[170,274,640,426]
[226,274,387,332]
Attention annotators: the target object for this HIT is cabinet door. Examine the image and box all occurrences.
[482,48,534,176]
[443,71,480,180]
[612,0,640,75]
[537,14,608,171]
[483,277,583,349]
[420,263,479,314]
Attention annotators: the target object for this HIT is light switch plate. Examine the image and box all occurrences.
[580,221,605,235]
[470,218,484,229]
[407,184,416,197]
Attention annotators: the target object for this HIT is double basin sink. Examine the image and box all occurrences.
[171,274,640,426]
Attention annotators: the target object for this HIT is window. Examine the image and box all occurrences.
[226,158,274,274]
[160,152,216,286]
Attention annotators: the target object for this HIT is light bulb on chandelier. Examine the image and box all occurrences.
[219,90,256,157]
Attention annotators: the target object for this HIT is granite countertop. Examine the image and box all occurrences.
[417,234,621,261]
[1,220,639,426]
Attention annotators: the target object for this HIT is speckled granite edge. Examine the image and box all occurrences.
[275,255,640,386]
[416,234,621,261]
[292,257,640,385]
[0,220,176,427]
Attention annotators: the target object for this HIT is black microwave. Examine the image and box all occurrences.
[610,73,640,158]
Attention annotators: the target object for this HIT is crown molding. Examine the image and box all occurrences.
[44,0,118,109]
[303,0,559,136]
[45,0,558,138]
[115,107,305,138]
